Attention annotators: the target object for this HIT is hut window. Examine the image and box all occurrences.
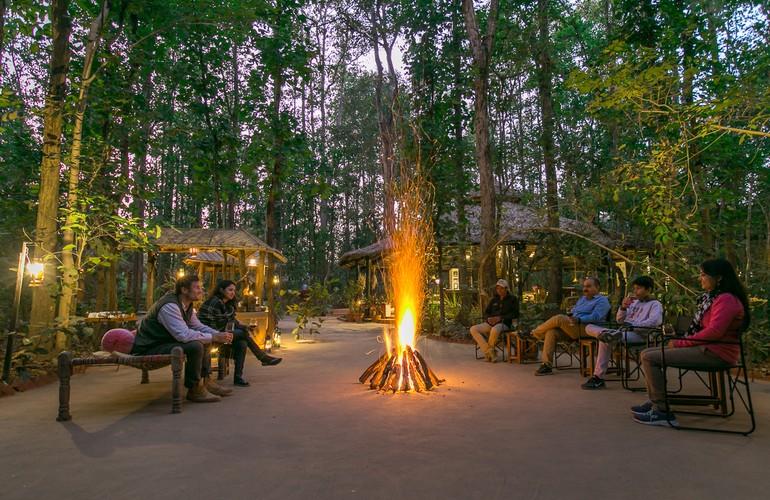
[449,268,460,290]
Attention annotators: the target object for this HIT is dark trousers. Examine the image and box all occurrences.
[641,345,729,411]
[231,327,271,378]
[133,341,211,389]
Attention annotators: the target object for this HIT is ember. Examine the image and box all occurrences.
[359,172,443,393]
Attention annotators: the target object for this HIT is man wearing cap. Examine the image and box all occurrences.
[470,279,519,362]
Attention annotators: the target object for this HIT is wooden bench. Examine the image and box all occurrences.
[56,348,184,421]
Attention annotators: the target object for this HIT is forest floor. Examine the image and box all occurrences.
[1,318,769,499]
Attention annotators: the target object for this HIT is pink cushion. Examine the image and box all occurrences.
[101,328,136,354]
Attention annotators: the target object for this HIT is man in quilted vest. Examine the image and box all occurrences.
[133,275,234,403]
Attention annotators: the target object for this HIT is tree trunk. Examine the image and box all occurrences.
[461,0,499,304]
[371,1,396,233]
[0,0,7,82]
[58,1,109,337]
[265,19,285,335]
[29,0,73,337]
[745,193,752,284]
[535,0,563,305]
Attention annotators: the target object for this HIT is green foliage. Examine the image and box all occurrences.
[283,282,330,339]
[343,276,365,313]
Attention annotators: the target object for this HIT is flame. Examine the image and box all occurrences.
[398,308,416,349]
[386,173,432,358]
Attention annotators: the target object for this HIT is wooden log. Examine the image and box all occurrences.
[413,350,441,388]
[409,353,427,392]
[411,350,433,390]
[374,355,397,390]
[386,362,401,393]
[359,352,388,384]
[405,356,422,392]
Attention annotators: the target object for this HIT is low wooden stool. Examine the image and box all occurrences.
[508,332,539,364]
[579,338,596,378]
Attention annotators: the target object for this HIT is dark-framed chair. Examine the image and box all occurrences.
[616,312,690,390]
[474,320,516,362]
[658,330,756,435]
[617,325,663,391]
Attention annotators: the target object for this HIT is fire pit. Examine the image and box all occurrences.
[359,177,443,393]
[359,334,443,392]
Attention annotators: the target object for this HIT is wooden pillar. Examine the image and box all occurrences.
[438,243,445,327]
[365,257,371,302]
[208,264,216,291]
[266,253,275,334]
[255,250,266,305]
[238,250,247,282]
[145,252,157,308]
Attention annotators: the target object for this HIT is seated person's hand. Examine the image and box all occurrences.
[213,332,233,344]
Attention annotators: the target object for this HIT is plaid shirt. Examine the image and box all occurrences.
[197,295,238,331]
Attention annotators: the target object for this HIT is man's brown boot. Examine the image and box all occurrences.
[205,378,233,397]
[186,381,221,403]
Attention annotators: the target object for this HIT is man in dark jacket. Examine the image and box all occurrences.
[470,279,520,362]
[132,275,234,403]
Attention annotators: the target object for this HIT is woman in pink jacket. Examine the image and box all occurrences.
[632,258,750,427]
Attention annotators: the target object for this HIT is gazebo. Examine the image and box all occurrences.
[148,228,287,310]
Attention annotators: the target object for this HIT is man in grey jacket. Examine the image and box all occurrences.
[581,276,663,389]
[132,275,234,402]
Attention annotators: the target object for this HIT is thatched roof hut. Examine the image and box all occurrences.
[338,238,392,268]
[441,201,625,248]
[146,227,286,306]
[153,227,287,263]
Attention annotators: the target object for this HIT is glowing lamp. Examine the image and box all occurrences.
[27,261,44,287]
[177,268,185,278]
[272,275,280,285]
[189,247,199,257]
[248,257,258,267]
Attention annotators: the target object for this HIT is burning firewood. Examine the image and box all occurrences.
[359,166,443,393]
[360,343,444,393]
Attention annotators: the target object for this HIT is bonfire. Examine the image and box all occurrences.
[359,176,443,393]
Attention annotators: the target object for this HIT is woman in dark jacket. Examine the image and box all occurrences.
[199,280,282,386]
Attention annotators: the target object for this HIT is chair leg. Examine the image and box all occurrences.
[217,348,226,380]
[170,346,184,414]
[141,368,149,384]
[56,352,73,422]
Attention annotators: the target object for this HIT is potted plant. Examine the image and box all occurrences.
[343,278,365,322]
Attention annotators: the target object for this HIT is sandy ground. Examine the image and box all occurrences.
[1,318,768,500]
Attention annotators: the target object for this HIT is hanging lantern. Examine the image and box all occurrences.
[177,268,186,278]
[27,260,44,287]
[247,257,258,267]
[189,247,199,257]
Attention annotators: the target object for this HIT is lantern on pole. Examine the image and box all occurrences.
[3,242,45,383]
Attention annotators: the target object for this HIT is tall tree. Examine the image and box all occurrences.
[461,0,499,301]
[29,0,73,334]
[534,0,562,304]
[58,0,110,334]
